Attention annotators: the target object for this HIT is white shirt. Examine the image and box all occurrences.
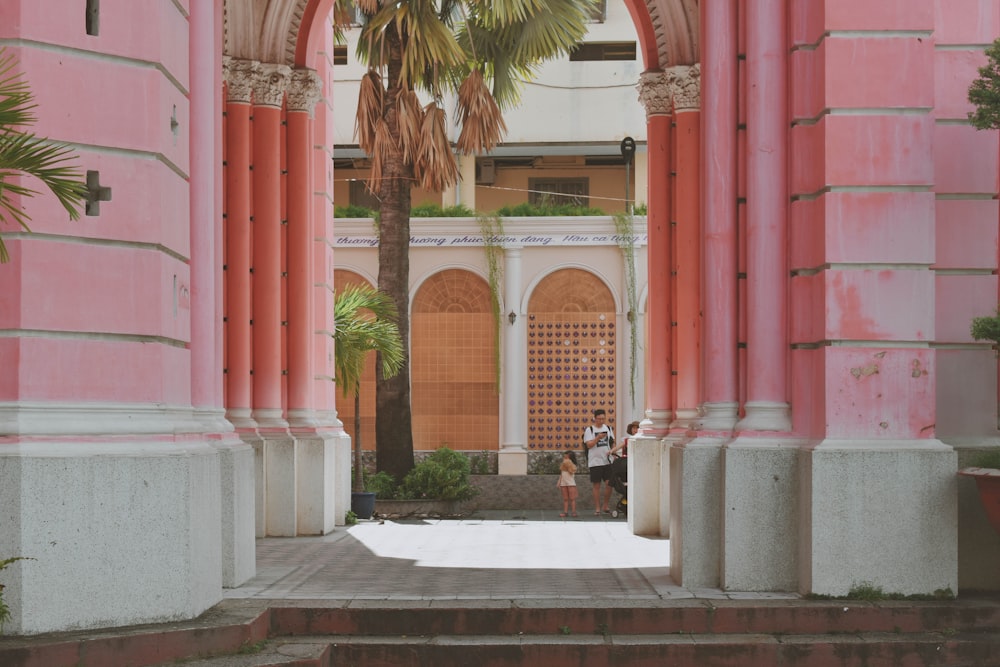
[584,425,614,468]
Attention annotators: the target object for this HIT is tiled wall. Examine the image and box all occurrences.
[335,266,620,455]
[528,269,618,450]
[412,269,500,451]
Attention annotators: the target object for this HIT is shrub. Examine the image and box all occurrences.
[971,309,1000,346]
[365,470,398,498]
[334,204,377,218]
[971,449,1000,469]
[495,202,606,217]
[399,447,478,501]
[411,203,475,217]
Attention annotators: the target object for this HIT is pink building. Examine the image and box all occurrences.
[0,0,998,635]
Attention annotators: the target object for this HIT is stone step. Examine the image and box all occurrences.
[268,599,1000,639]
[4,599,1000,667]
[305,632,1000,667]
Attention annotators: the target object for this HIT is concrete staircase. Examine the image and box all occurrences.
[3,598,1000,666]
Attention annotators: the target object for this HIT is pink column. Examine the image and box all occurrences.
[739,0,791,432]
[638,72,674,435]
[310,47,339,424]
[189,0,221,415]
[700,0,740,432]
[222,58,259,427]
[285,70,323,427]
[669,66,702,430]
[251,65,292,428]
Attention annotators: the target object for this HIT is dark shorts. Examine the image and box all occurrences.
[589,464,611,484]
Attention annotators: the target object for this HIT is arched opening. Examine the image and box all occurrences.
[411,269,499,453]
[526,269,619,452]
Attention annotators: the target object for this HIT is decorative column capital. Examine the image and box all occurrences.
[666,64,701,111]
[637,71,673,118]
[287,69,324,116]
[253,63,293,108]
[223,56,260,104]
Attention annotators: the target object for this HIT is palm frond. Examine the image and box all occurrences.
[414,102,459,192]
[0,50,35,128]
[355,69,385,153]
[0,47,87,263]
[332,284,404,398]
[455,68,506,154]
[396,89,425,164]
[365,119,394,193]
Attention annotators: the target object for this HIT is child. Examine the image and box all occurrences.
[557,450,578,517]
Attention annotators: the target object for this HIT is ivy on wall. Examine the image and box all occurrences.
[613,212,639,411]
[478,214,505,392]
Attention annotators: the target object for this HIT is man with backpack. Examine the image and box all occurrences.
[583,408,615,514]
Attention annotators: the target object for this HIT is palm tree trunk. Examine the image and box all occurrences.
[375,25,415,482]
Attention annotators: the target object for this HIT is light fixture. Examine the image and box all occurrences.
[508,311,517,325]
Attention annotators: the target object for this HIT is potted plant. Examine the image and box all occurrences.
[959,450,1000,537]
[332,284,403,520]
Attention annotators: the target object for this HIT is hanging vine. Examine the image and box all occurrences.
[478,214,505,392]
[614,212,639,411]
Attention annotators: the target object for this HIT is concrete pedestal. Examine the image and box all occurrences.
[799,440,957,596]
[669,438,723,588]
[0,441,225,635]
[498,449,528,475]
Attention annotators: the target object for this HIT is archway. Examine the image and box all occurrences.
[526,268,619,452]
[411,269,499,453]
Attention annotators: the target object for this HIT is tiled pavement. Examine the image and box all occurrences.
[226,509,800,602]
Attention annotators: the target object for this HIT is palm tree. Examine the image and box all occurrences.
[0,48,88,263]
[333,283,405,493]
[351,0,595,480]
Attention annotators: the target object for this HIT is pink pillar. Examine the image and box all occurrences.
[638,72,674,435]
[670,67,702,430]
[310,46,339,424]
[251,65,292,427]
[222,59,258,427]
[739,0,791,432]
[700,0,740,432]
[189,0,221,414]
[285,70,323,427]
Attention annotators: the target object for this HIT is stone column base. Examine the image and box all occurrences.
[722,437,799,591]
[0,441,224,635]
[295,430,351,534]
[498,448,528,475]
[670,437,724,588]
[800,439,957,597]
[628,435,669,537]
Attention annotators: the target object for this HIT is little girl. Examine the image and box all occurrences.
[557,450,578,517]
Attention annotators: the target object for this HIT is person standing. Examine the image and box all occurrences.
[557,450,578,517]
[583,408,615,514]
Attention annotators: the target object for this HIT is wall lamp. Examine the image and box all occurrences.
[508,311,517,325]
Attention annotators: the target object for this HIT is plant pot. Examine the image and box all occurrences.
[351,491,376,520]
[959,467,1000,536]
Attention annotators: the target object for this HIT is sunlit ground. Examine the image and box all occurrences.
[346,518,670,570]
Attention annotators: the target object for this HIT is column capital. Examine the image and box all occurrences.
[223,56,259,104]
[253,63,292,108]
[666,63,701,111]
[287,68,324,116]
[637,71,672,118]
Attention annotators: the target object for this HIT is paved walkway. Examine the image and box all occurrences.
[225,510,799,602]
